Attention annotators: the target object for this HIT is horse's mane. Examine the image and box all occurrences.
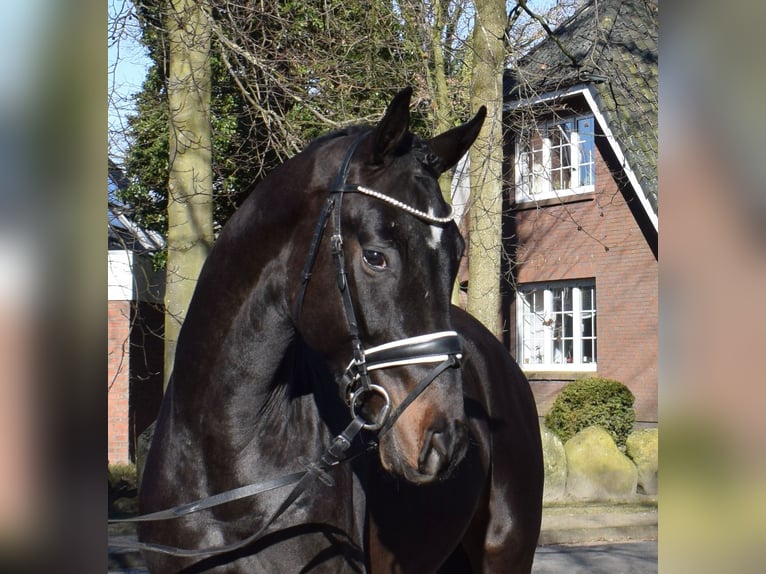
[303,124,372,153]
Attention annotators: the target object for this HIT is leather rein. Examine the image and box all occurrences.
[109,134,463,559]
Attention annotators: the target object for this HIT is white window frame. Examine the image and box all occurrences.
[516,280,597,373]
[514,114,596,203]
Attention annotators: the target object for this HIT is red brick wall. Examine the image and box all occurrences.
[108,299,131,463]
[509,153,658,423]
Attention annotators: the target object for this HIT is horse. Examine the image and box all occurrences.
[138,87,543,573]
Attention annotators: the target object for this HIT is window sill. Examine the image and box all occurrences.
[523,367,597,381]
[513,190,595,211]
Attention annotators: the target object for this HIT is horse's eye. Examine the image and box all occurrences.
[362,249,387,270]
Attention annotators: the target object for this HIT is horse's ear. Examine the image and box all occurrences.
[427,106,487,174]
[369,87,413,164]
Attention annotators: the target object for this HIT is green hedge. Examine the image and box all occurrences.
[544,376,636,449]
[108,462,137,488]
[108,463,138,514]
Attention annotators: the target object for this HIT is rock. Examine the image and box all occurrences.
[540,424,567,501]
[626,428,658,494]
[564,426,637,500]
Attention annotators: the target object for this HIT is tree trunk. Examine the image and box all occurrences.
[430,0,455,201]
[428,0,464,306]
[467,0,505,337]
[163,0,213,388]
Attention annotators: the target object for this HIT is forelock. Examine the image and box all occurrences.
[410,139,442,175]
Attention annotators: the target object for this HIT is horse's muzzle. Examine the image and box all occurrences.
[379,415,467,486]
[417,422,468,480]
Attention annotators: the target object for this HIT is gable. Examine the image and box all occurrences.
[504,0,658,225]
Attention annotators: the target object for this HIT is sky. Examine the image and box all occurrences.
[108,0,151,161]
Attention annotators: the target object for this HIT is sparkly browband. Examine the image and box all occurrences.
[351,185,455,224]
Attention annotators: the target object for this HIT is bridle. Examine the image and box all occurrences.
[296,132,462,430]
[109,133,463,559]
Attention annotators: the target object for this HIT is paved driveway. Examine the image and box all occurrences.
[533,540,658,573]
[109,537,658,573]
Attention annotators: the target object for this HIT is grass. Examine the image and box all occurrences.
[543,497,658,515]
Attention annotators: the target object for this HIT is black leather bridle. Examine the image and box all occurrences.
[109,134,463,559]
[296,132,462,430]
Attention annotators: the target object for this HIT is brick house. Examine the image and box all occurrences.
[501,0,657,424]
[108,161,165,463]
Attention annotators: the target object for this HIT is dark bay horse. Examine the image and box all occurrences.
[138,88,543,573]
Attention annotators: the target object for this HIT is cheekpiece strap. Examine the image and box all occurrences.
[330,134,372,391]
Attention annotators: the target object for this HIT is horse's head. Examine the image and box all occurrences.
[293,88,485,484]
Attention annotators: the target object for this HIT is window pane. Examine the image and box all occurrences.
[582,286,593,309]
[518,130,547,198]
[562,312,573,337]
[564,339,573,363]
[550,286,573,364]
[520,289,545,364]
[550,122,572,190]
[580,284,597,363]
[532,150,545,189]
[582,314,594,337]
[555,286,572,312]
[582,339,594,363]
[532,289,544,314]
[577,117,595,187]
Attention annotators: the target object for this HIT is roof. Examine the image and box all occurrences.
[108,159,165,253]
[504,0,658,217]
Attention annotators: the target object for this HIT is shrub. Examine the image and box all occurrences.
[544,376,636,449]
[108,462,137,488]
[108,463,138,514]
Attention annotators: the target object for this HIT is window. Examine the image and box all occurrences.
[515,114,595,202]
[517,280,597,371]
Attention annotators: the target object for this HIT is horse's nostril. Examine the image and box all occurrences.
[418,428,454,477]
[431,430,449,457]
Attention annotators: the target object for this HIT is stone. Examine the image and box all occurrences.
[626,428,658,495]
[564,426,638,500]
[540,424,567,501]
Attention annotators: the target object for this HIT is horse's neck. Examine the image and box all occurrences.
[167,239,297,429]
[165,159,339,453]
[218,300,295,400]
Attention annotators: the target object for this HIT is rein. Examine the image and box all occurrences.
[110,416,369,558]
[111,134,463,560]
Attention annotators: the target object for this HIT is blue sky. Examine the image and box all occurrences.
[108,0,151,161]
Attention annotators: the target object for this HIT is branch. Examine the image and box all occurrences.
[205,13,341,130]
[517,0,580,68]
